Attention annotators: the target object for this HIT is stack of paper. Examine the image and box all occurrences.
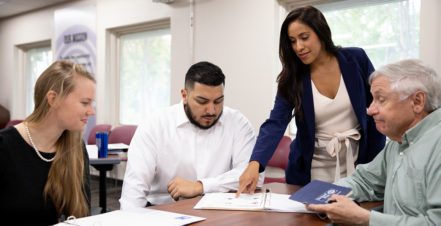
[108,143,129,153]
[86,145,98,159]
[86,143,129,159]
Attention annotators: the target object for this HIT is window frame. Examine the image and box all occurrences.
[15,40,52,118]
[278,0,403,11]
[107,18,171,126]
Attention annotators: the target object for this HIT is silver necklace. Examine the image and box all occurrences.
[25,122,55,162]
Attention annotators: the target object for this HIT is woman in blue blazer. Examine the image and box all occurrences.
[237,6,385,194]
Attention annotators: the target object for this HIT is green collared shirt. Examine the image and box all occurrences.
[336,108,441,226]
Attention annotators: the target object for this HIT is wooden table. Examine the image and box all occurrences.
[150,183,382,225]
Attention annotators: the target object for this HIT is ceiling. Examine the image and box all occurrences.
[0,0,73,19]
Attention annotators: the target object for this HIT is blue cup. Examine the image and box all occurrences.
[96,132,108,158]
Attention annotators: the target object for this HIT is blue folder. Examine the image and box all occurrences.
[289,180,352,204]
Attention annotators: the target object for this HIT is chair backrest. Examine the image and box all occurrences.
[87,124,112,145]
[0,104,10,129]
[264,136,292,184]
[4,120,23,129]
[267,136,291,169]
[108,125,137,145]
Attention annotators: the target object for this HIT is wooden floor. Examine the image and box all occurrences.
[90,176,122,212]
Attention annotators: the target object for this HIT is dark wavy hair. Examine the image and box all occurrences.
[277,6,340,120]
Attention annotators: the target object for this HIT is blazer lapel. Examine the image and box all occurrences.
[337,52,366,132]
[302,72,315,144]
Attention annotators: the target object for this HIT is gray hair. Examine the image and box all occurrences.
[369,59,441,112]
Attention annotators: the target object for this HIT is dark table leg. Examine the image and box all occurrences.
[92,164,114,213]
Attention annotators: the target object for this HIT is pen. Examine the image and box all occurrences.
[327,199,360,205]
[265,188,271,207]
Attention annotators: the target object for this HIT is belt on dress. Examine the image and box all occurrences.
[315,128,361,182]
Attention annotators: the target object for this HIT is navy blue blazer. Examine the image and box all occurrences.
[250,47,386,186]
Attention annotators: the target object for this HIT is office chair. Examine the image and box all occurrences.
[263,136,292,184]
[108,125,137,145]
[0,104,10,129]
[4,120,23,129]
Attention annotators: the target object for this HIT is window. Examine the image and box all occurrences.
[316,0,420,68]
[114,22,171,125]
[25,46,53,116]
[286,0,421,135]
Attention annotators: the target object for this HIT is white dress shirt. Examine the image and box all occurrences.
[120,102,262,209]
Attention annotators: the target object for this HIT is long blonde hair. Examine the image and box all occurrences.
[26,60,95,218]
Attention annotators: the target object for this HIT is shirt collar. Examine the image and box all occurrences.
[175,100,225,128]
[176,100,190,127]
[402,108,441,145]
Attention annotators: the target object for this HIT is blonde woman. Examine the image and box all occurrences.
[0,60,96,224]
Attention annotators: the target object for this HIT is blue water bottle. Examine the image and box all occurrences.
[96,132,108,158]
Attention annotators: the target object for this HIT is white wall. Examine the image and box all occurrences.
[1,0,440,131]
[420,0,441,75]
[192,0,278,131]
[1,0,440,180]
[0,6,54,119]
[0,0,279,134]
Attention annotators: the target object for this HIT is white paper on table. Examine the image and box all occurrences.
[194,192,312,213]
[108,143,129,150]
[85,144,98,159]
[55,208,205,226]
[194,193,266,210]
[86,143,128,159]
[265,193,313,213]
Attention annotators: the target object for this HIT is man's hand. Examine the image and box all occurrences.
[235,161,260,198]
[167,178,204,201]
[306,195,370,226]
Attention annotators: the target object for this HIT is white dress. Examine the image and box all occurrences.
[310,75,360,183]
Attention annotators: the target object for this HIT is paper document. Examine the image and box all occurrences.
[195,192,266,210]
[194,192,312,213]
[86,145,98,159]
[55,208,205,226]
[86,143,129,159]
[266,193,313,212]
[108,143,129,150]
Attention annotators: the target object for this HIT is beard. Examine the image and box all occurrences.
[184,103,222,130]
